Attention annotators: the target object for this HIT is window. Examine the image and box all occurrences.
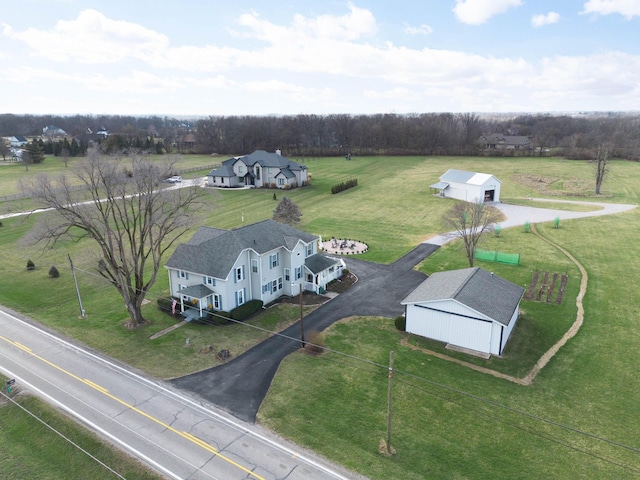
[238,165,244,173]
[278,277,283,290]
[214,294,221,310]
[278,178,285,186]
[262,283,270,294]
[203,276,215,286]
[294,266,302,280]
[269,253,279,269]
[235,265,245,283]
[272,280,277,293]
[251,259,258,273]
[179,270,189,280]
[255,166,261,180]
[284,268,290,281]
[306,243,313,256]
[235,288,245,307]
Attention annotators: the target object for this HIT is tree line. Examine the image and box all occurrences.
[2,112,639,159]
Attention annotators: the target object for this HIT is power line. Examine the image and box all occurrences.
[2,241,639,471]
[0,388,128,480]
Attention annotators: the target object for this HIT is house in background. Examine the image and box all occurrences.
[9,135,28,147]
[165,219,344,319]
[207,150,308,189]
[478,134,531,151]
[401,267,524,357]
[430,169,501,202]
[42,125,67,139]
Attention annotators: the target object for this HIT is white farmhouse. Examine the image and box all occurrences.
[401,267,524,356]
[165,220,344,320]
[430,169,501,202]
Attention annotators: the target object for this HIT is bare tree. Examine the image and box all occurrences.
[59,147,70,168]
[272,196,302,226]
[594,142,611,195]
[443,200,503,267]
[22,150,205,328]
[0,138,10,161]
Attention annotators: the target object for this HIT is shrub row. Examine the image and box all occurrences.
[157,297,263,323]
[331,178,358,194]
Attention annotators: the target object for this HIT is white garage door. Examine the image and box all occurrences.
[448,314,491,353]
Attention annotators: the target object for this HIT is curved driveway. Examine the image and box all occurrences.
[171,244,438,423]
[172,198,636,423]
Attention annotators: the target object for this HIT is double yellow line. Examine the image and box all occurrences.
[1,335,265,480]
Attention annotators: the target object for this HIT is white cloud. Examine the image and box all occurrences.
[453,0,523,25]
[581,0,640,19]
[2,9,168,63]
[403,23,433,35]
[531,12,560,27]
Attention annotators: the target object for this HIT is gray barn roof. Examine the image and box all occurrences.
[166,219,317,279]
[402,267,524,326]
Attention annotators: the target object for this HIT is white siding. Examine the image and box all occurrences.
[448,315,492,353]
[405,299,500,355]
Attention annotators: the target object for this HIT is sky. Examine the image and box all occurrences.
[1,0,639,116]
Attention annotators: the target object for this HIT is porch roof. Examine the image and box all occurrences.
[178,284,215,299]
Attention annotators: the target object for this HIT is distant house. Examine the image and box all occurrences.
[478,134,531,150]
[9,135,28,147]
[207,150,308,189]
[42,125,67,139]
[401,267,524,356]
[430,169,501,202]
[165,219,344,319]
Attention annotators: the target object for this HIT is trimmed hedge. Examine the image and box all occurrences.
[331,178,358,194]
[230,300,263,321]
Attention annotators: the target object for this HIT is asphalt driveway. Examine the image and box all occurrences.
[170,243,439,423]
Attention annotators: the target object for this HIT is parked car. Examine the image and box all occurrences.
[164,175,183,183]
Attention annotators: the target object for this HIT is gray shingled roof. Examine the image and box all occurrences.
[304,253,341,274]
[166,219,317,279]
[238,150,306,171]
[178,284,215,298]
[402,267,524,326]
[207,163,236,177]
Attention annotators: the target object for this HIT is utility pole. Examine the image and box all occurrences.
[299,283,305,348]
[386,350,395,455]
[68,254,85,318]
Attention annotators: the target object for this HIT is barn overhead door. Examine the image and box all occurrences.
[448,314,491,353]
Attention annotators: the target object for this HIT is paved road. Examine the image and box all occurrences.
[0,307,362,480]
[171,244,439,423]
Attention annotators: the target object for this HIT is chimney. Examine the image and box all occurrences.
[276,149,281,156]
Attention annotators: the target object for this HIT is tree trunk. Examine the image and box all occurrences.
[124,297,147,328]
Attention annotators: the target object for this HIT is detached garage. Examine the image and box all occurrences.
[430,169,501,203]
[401,267,524,357]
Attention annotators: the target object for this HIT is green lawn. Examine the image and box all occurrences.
[2,154,640,478]
[0,389,163,479]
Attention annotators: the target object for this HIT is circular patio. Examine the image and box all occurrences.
[321,237,368,255]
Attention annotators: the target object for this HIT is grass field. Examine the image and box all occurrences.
[2,153,640,478]
[0,386,163,479]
